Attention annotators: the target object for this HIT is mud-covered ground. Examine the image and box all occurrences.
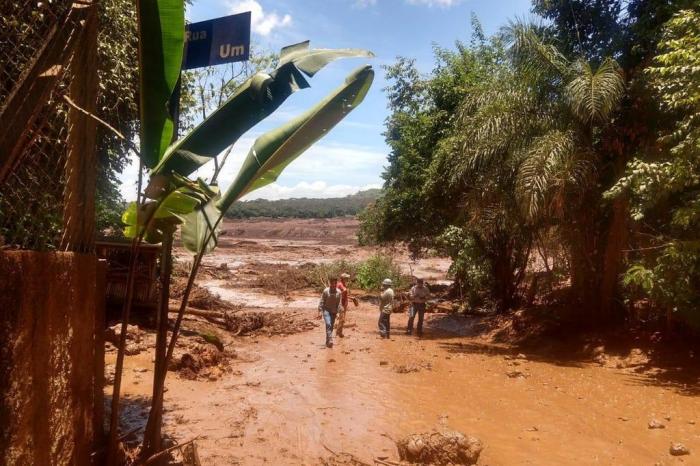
[106,218,700,465]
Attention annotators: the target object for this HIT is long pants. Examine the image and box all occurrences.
[378,312,391,338]
[323,310,337,345]
[335,306,346,336]
[407,303,426,335]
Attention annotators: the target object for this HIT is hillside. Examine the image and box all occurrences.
[225,189,381,219]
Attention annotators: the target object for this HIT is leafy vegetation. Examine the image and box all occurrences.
[361,2,700,328]
[355,253,409,291]
[299,254,407,291]
[95,0,138,233]
[226,189,380,218]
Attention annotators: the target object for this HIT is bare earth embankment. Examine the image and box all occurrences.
[106,217,700,465]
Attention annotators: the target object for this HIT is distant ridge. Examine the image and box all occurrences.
[225,189,381,219]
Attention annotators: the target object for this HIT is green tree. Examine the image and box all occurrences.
[608,8,700,327]
[95,0,139,233]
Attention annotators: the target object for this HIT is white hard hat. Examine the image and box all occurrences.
[382,278,393,286]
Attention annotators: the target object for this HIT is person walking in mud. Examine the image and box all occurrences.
[318,277,343,348]
[335,273,351,338]
[378,278,395,339]
[406,277,431,337]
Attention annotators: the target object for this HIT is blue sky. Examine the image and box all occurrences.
[120,0,533,201]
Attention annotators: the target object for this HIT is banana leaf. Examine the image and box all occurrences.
[151,41,373,177]
[177,194,221,254]
[217,64,374,211]
[277,40,374,77]
[138,0,185,168]
[122,185,210,242]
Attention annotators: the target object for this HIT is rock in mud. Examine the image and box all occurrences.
[171,343,230,380]
[105,323,148,355]
[648,419,666,429]
[506,370,529,379]
[670,443,690,456]
[397,430,483,465]
[394,362,432,374]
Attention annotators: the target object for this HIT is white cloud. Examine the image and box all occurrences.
[119,136,387,203]
[407,0,462,6]
[242,181,382,200]
[355,0,462,8]
[228,0,292,36]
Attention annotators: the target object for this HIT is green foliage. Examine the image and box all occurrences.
[304,260,358,290]
[128,33,375,255]
[623,242,700,326]
[153,43,372,178]
[95,0,139,234]
[609,9,700,327]
[361,5,694,319]
[179,47,279,132]
[355,254,408,291]
[137,0,184,168]
[218,64,374,208]
[227,189,380,219]
[435,226,490,306]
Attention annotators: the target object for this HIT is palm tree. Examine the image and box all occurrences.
[444,23,627,320]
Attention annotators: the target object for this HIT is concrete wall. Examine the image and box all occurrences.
[0,251,104,466]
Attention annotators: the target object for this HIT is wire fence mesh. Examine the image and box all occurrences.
[0,1,77,251]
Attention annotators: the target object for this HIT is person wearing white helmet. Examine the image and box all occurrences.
[378,278,395,338]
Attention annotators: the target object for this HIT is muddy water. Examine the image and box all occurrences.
[110,220,700,465]
[107,302,700,465]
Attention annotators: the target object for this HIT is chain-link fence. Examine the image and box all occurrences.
[0,1,89,251]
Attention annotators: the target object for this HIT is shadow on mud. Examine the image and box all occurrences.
[422,312,700,397]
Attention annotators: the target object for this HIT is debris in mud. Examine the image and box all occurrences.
[319,451,370,466]
[250,262,313,291]
[648,419,666,429]
[670,443,690,456]
[170,276,236,310]
[396,430,483,465]
[105,323,149,355]
[506,370,529,379]
[223,310,318,336]
[393,361,432,374]
[169,342,233,380]
[105,363,115,385]
[617,348,650,369]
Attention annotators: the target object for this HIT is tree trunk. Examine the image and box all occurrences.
[598,195,629,323]
[567,210,600,324]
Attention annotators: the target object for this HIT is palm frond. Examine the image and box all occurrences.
[516,130,595,220]
[505,21,570,78]
[453,79,546,182]
[566,58,625,125]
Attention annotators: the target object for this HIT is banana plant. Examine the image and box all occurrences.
[144,62,375,462]
[108,1,375,463]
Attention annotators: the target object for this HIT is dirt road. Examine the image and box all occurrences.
[108,218,700,465]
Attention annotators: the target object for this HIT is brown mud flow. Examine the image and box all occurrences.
[108,218,700,465]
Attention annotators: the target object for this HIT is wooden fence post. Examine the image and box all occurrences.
[61,0,99,253]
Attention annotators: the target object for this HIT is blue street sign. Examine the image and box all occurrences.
[183,12,251,70]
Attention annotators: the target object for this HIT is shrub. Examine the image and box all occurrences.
[304,259,358,290]
[355,253,408,291]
